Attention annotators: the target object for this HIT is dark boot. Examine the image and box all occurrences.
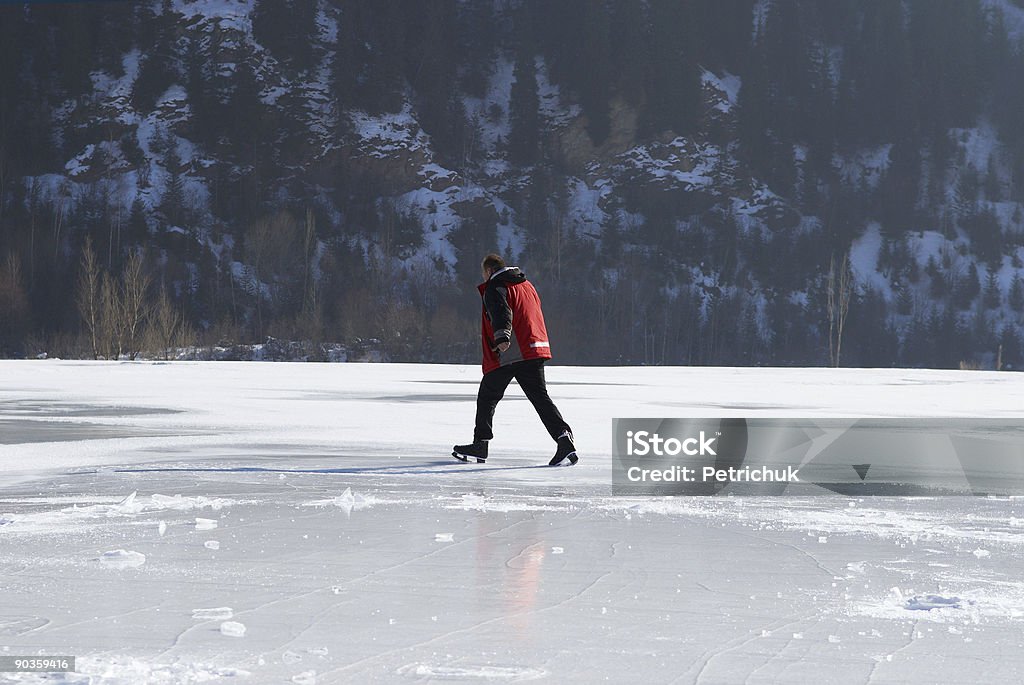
[453,441,488,463]
[549,431,578,466]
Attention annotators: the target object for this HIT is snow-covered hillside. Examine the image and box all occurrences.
[2,361,1024,683]
[7,1,1024,366]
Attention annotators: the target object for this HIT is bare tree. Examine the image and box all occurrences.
[120,250,152,360]
[0,144,7,225]
[827,252,854,367]
[302,206,318,315]
[244,211,300,339]
[148,286,182,360]
[76,237,102,359]
[98,271,123,359]
[0,253,29,355]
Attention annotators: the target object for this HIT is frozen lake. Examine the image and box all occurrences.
[1,361,1023,684]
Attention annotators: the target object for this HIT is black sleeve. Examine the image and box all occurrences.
[483,284,513,345]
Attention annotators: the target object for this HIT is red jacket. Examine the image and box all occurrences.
[478,267,552,374]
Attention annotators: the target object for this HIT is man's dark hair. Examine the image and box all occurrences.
[482,253,506,272]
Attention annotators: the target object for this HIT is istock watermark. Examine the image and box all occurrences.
[612,418,1024,496]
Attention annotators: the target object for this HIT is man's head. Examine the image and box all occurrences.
[481,253,505,280]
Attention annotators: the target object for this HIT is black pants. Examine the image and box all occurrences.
[474,359,571,442]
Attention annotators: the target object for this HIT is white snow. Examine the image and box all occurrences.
[838,144,892,189]
[702,70,741,113]
[566,177,609,233]
[462,53,514,155]
[349,104,427,159]
[2,360,1024,682]
[536,56,579,127]
[952,121,1002,173]
[617,138,719,191]
[849,222,894,298]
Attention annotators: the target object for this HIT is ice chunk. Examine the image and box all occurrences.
[192,607,233,621]
[151,494,233,511]
[113,491,144,514]
[204,540,220,550]
[98,549,146,569]
[220,621,246,637]
[195,518,218,530]
[905,595,962,611]
[330,487,367,514]
[434,533,454,542]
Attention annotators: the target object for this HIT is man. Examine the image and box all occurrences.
[453,254,578,466]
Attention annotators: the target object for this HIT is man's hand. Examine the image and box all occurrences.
[496,341,511,354]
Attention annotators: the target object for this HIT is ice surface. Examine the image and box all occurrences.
[1,361,1024,683]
